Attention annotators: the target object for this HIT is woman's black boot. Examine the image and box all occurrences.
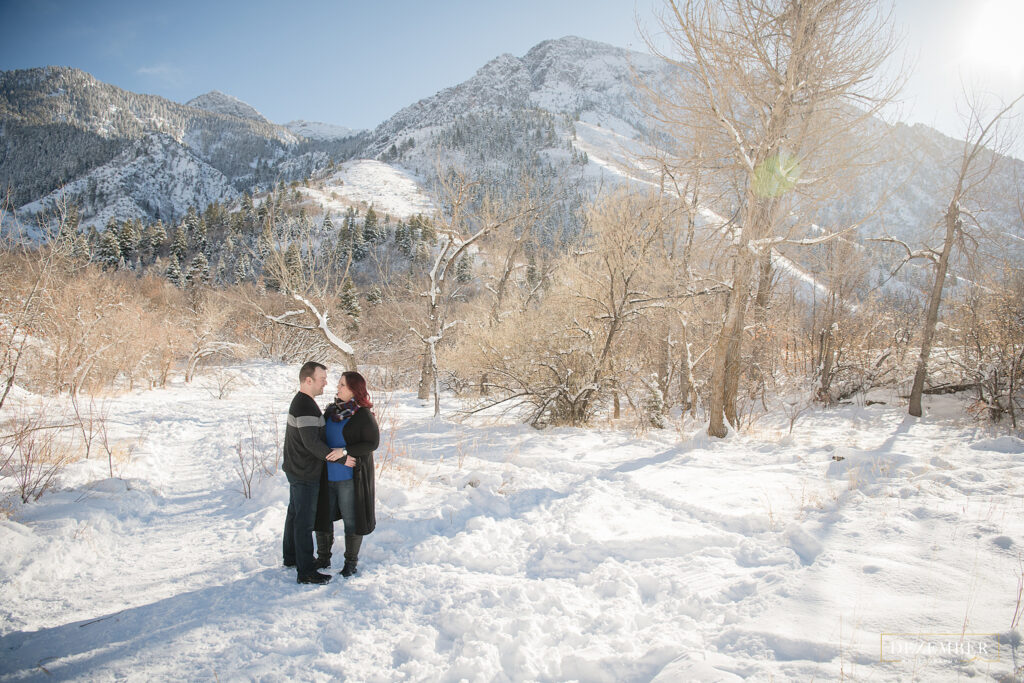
[314,530,333,569]
[341,534,362,577]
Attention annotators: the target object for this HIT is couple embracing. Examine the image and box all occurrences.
[282,361,379,585]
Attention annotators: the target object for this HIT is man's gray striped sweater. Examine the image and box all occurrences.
[283,392,332,481]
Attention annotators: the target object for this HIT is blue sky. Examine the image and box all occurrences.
[0,0,649,128]
[2,0,1022,148]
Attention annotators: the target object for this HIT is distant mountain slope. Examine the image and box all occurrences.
[356,35,1023,257]
[0,67,303,208]
[285,120,361,141]
[362,36,671,157]
[19,133,239,228]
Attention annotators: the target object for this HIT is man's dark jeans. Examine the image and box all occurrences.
[283,472,321,577]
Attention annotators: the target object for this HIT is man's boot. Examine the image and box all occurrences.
[341,534,362,577]
[314,529,333,569]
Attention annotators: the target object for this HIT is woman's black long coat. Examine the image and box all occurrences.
[315,407,379,536]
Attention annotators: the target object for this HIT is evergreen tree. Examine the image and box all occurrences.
[118,220,140,264]
[255,203,268,231]
[96,224,122,270]
[393,220,411,256]
[456,253,472,283]
[412,241,430,267]
[366,285,383,306]
[165,255,184,287]
[257,222,274,260]
[185,252,210,287]
[57,205,80,252]
[339,277,361,323]
[363,206,380,243]
[645,382,668,429]
[322,213,334,233]
[526,251,540,288]
[352,225,368,261]
[71,232,91,263]
[140,222,166,263]
[215,255,228,284]
[241,192,254,222]
[234,253,251,283]
[413,214,436,243]
[230,211,246,237]
[171,224,189,261]
[184,205,200,235]
[284,243,302,291]
[193,217,208,253]
[344,207,358,233]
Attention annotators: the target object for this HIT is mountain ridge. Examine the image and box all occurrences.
[186,90,269,123]
[2,39,1022,258]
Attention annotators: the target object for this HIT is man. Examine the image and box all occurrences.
[282,361,349,584]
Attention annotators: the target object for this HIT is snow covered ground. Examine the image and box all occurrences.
[1,361,1022,681]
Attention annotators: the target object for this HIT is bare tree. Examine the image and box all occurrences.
[456,190,725,427]
[251,204,358,369]
[642,0,902,436]
[413,168,543,417]
[0,192,75,409]
[902,92,1024,417]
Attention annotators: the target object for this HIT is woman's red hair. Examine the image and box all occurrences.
[342,371,373,409]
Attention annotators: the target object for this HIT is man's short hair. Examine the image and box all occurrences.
[299,361,326,383]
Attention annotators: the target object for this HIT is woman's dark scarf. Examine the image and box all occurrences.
[325,397,359,422]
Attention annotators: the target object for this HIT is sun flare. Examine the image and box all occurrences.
[962,0,1024,76]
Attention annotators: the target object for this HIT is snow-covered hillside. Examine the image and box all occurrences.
[285,120,361,141]
[1,362,1020,681]
[187,91,269,123]
[18,133,240,229]
[300,160,435,219]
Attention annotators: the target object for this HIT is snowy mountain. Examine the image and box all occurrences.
[355,36,1024,258]
[362,36,670,156]
[0,67,330,227]
[186,90,269,123]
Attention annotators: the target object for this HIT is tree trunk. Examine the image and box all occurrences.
[657,326,671,410]
[749,249,774,391]
[709,251,753,437]
[816,323,835,403]
[679,320,696,415]
[417,350,432,400]
[431,340,441,417]
[722,291,748,428]
[909,201,959,417]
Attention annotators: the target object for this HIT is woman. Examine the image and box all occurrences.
[313,371,378,577]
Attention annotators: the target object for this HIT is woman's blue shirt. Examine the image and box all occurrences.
[325,416,353,481]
